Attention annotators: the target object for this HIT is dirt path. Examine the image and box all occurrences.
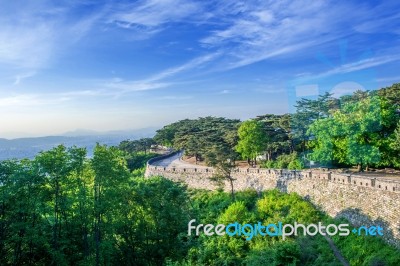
[323,235,349,266]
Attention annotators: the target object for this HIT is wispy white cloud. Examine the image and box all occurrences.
[5,52,218,102]
[104,79,170,93]
[0,1,101,73]
[13,72,36,85]
[353,1,400,35]
[2,0,397,83]
[146,53,220,81]
[198,0,353,70]
[93,53,220,96]
[314,54,400,78]
[0,23,54,69]
[106,0,400,74]
[109,0,202,31]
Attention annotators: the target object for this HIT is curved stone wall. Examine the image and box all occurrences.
[287,172,400,247]
[145,153,400,247]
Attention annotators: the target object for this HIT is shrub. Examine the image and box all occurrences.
[264,160,275,168]
[274,153,295,168]
[288,159,304,170]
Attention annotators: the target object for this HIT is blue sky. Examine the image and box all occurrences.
[1,0,400,138]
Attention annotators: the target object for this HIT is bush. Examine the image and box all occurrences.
[264,160,275,168]
[264,153,304,170]
[275,153,296,169]
[274,159,286,168]
[288,159,304,170]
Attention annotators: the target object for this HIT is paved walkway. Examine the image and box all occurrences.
[151,151,209,169]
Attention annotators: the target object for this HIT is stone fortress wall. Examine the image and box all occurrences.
[145,153,400,247]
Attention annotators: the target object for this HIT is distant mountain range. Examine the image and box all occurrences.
[0,127,157,161]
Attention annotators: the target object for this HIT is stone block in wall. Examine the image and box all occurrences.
[145,159,400,247]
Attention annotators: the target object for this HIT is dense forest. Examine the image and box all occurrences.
[0,144,399,265]
[153,83,400,171]
[1,83,399,265]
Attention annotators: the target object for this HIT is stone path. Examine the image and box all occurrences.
[150,151,209,169]
[323,235,349,266]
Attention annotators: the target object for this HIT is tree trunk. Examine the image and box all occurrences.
[357,164,362,172]
[53,178,59,251]
[94,182,101,266]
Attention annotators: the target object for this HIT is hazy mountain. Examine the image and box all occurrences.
[62,127,158,137]
[0,127,157,161]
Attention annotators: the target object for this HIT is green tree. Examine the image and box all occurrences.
[391,122,400,151]
[119,138,155,154]
[91,144,131,266]
[115,177,190,265]
[205,142,237,199]
[68,147,93,262]
[0,159,51,265]
[35,145,76,263]
[309,96,385,170]
[154,119,194,147]
[255,114,291,161]
[236,120,267,165]
[292,92,338,153]
[155,116,240,164]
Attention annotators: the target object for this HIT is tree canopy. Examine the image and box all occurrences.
[235,120,267,165]
[150,83,400,171]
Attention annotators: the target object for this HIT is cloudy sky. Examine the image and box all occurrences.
[1,0,400,138]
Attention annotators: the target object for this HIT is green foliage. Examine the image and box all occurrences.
[236,120,268,164]
[155,117,241,197]
[2,83,400,264]
[154,117,240,164]
[308,94,399,170]
[245,240,301,266]
[136,83,399,170]
[292,92,338,153]
[184,190,399,265]
[0,145,191,265]
[119,138,155,154]
[287,159,304,170]
[1,152,398,265]
[255,114,292,160]
[264,160,276,168]
[263,152,304,170]
[391,122,400,151]
[331,222,400,266]
[114,177,191,265]
[125,152,158,171]
[186,190,340,265]
[390,122,400,167]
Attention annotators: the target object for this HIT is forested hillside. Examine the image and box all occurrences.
[0,144,398,265]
